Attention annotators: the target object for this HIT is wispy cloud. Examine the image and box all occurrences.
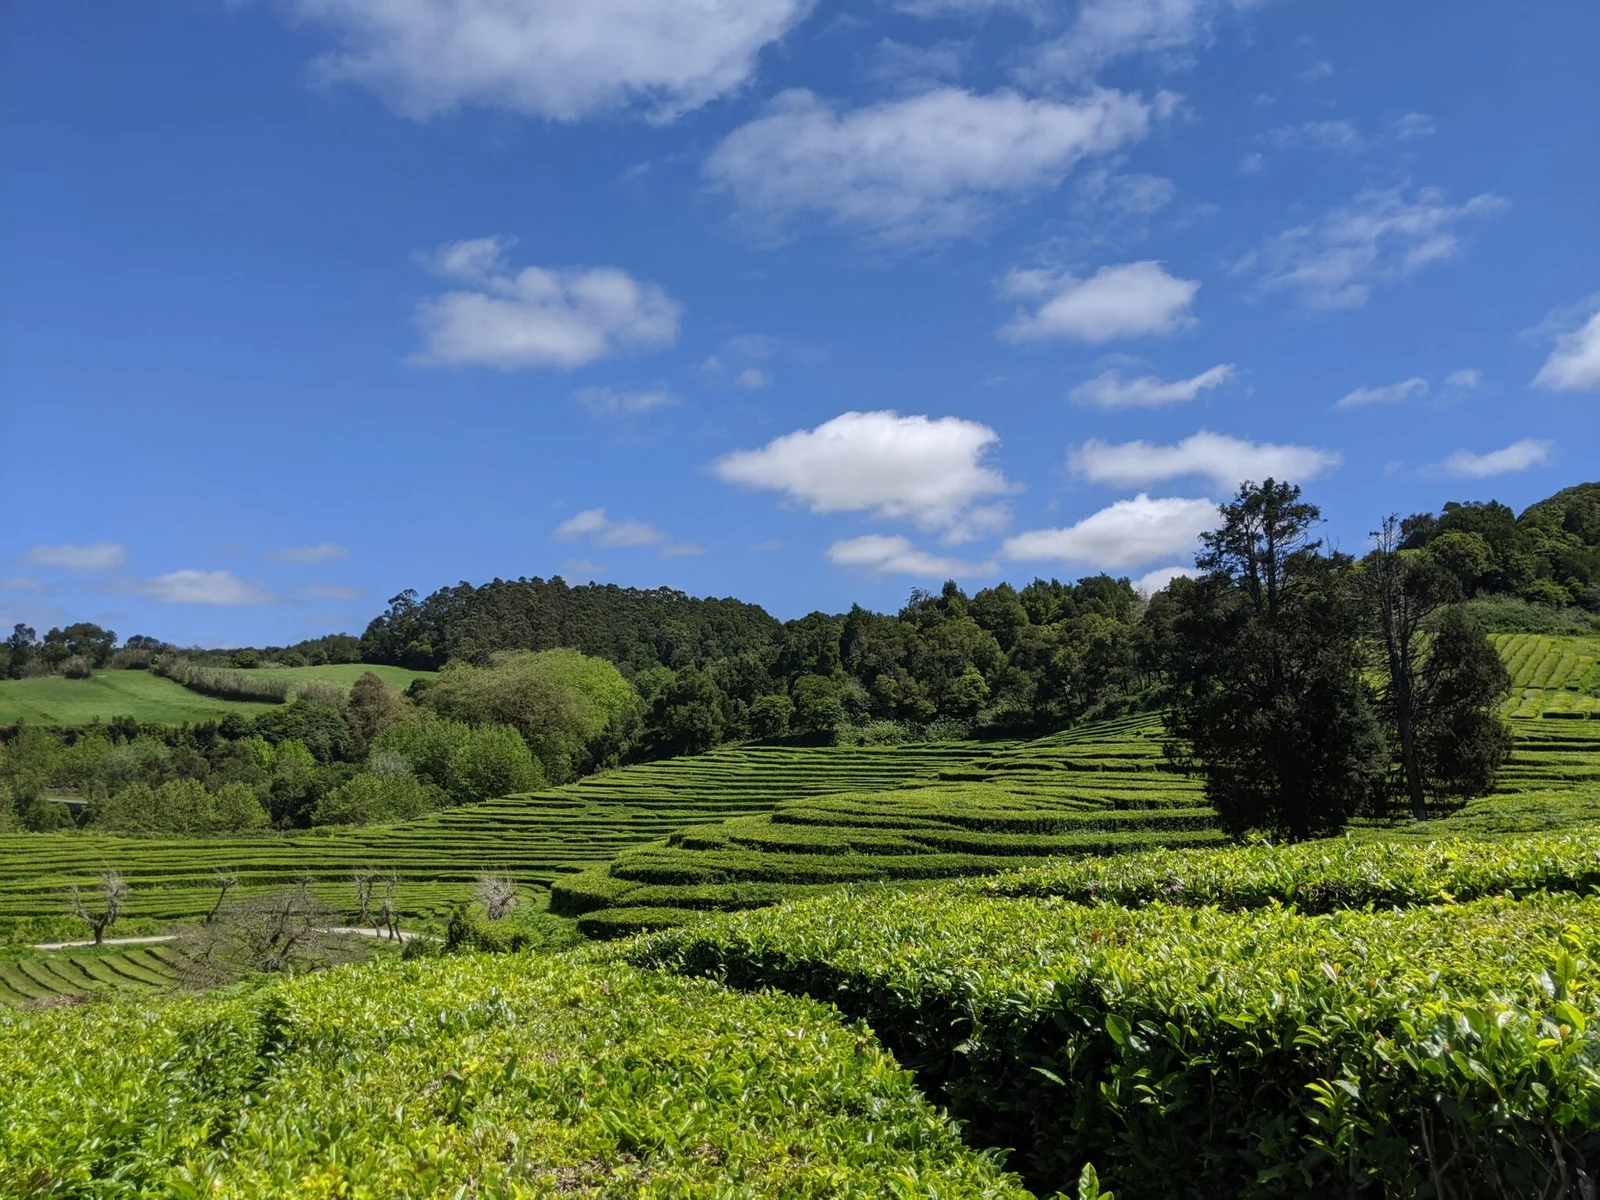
[140,570,276,606]
[1000,261,1200,343]
[1069,363,1234,408]
[827,534,992,578]
[1426,439,1553,478]
[1334,377,1429,409]
[269,543,350,563]
[20,542,126,571]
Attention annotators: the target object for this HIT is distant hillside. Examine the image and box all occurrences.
[357,578,782,674]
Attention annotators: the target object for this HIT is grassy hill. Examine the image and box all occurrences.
[1494,631,1600,716]
[0,663,433,726]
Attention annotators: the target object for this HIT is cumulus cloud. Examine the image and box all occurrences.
[1533,307,1600,393]
[827,534,990,578]
[1240,185,1508,310]
[574,386,678,416]
[553,508,667,548]
[1428,439,1554,479]
[1134,564,1196,595]
[1069,363,1234,408]
[269,543,349,563]
[1003,494,1215,569]
[705,86,1152,242]
[712,410,1013,531]
[1070,431,1340,491]
[1334,377,1429,409]
[415,236,680,369]
[20,542,126,571]
[141,570,275,606]
[1000,261,1200,343]
[291,0,814,121]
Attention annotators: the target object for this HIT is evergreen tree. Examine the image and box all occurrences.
[1165,480,1386,840]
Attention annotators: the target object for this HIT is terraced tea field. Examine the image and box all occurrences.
[1494,631,1600,717]
[555,716,1231,936]
[0,943,181,1007]
[0,739,989,942]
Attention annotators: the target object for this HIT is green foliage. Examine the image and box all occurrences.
[372,718,545,803]
[1166,481,1386,839]
[151,654,292,703]
[631,886,1600,1198]
[89,777,270,835]
[310,769,436,827]
[0,952,1030,1197]
[1412,606,1512,800]
[422,649,640,782]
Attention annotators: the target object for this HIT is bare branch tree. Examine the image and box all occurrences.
[353,868,377,929]
[476,871,518,921]
[205,868,239,925]
[375,872,401,940]
[178,880,362,988]
[69,870,127,946]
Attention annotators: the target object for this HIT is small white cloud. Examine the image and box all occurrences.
[706,86,1153,243]
[1298,60,1334,81]
[1069,363,1234,409]
[1070,431,1340,491]
[1000,260,1200,344]
[1444,368,1482,391]
[290,0,815,123]
[941,502,1012,546]
[1134,564,1196,596]
[827,534,990,578]
[574,386,678,416]
[747,539,783,552]
[1428,439,1554,479]
[301,584,366,601]
[1003,494,1216,569]
[1237,151,1264,173]
[559,558,610,578]
[1261,119,1365,153]
[1021,0,1243,81]
[1393,112,1436,140]
[142,570,275,606]
[1533,307,1600,393]
[713,410,1013,531]
[552,508,670,550]
[269,543,350,563]
[1242,185,1508,310]
[415,237,680,369]
[660,543,708,558]
[20,542,127,571]
[1334,377,1429,409]
[734,366,770,389]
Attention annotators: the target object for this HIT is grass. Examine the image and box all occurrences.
[1492,631,1600,718]
[0,663,436,726]
[0,942,183,1007]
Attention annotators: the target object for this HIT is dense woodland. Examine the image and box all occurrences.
[2,481,1597,840]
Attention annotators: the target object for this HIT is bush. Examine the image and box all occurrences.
[150,655,289,703]
[59,655,92,680]
[310,769,437,827]
[631,888,1600,1198]
[89,777,271,835]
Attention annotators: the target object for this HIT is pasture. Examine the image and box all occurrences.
[0,663,434,726]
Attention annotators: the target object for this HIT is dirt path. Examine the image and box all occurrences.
[31,927,437,951]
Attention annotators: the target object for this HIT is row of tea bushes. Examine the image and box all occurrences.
[628,888,1600,1198]
[0,950,1031,1199]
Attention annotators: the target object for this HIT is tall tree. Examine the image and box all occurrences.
[1165,480,1386,841]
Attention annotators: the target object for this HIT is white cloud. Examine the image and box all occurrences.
[1022,0,1255,81]
[559,558,610,578]
[1134,564,1196,596]
[705,86,1153,242]
[1070,431,1340,491]
[1261,119,1365,153]
[1069,363,1234,408]
[734,367,770,389]
[1000,261,1200,343]
[1242,185,1508,310]
[20,542,126,571]
[1003,494,1215,569]
[827,534,989,578]
[1429,439,1554,479]
[292,0,814,122]
[660,543,707,558]
[1394,112,1436,140]
[1237,151,1264,173]
[552,508,669,550]
[269,543,350,563]
[142,570,275,606]
[941,502,1012,546]
[747,539,783,552]
[574,386,678,415]
[1334,376,1429,409]
[301,584,366,601]
[712,410,1012,531]
[415,237,680,369]
[1445,368,1482,391]
[1533,308,1600,393]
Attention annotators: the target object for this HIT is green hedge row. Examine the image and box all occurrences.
[628,888,1600,1198]
[0,952,1030,1198]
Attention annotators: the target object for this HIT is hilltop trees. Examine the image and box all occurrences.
[1164,480,1387,841]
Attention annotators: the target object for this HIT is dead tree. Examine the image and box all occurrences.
[179,879,361,988]
[476,872,518,920]
[353,868,378,929]
[70,870,128,945]
[375,873,401,940]
[205,869,239,925]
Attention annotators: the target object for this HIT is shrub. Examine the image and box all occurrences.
[150,654,289,703]
[310,769,436,827]
[59,655,92,680]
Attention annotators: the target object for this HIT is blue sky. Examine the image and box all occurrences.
[3,0,1597,647]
